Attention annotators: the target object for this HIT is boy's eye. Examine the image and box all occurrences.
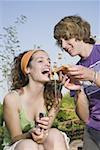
[48,60,51,64]
[56,40,62,47]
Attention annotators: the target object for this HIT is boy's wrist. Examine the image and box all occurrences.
[76,86,84,95]
[91,70,97,84]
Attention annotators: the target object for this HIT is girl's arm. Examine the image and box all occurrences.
[3,92,23,139]
[10,132,32,145]
[3,92,32,145]
[3,92,47,145]
[48,98,61,128]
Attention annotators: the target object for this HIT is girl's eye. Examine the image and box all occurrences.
[38,60,43,63]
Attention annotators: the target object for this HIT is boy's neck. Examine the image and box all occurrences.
[80,43,94,59]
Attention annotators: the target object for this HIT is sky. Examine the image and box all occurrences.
[0,0,100,102]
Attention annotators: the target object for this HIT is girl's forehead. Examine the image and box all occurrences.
[32,51,49,59]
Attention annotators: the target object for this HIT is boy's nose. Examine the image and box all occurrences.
[61,39,67,49]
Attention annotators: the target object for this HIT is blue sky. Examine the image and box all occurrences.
[0,0,100,101]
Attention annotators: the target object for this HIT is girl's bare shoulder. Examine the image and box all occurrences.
[3,90,20,108]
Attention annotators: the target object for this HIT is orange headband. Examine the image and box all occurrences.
[21,50,35,75]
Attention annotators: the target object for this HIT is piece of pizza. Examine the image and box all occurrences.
[54,64,71,74]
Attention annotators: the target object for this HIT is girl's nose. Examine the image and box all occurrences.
[45,60,51,67]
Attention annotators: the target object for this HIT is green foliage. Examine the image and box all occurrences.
[0,103,3,149]
[0,103,3,126]
[0,15,27,90]
[53,92,85,141]
[0,127,4,150]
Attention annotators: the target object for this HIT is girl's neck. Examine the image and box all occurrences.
[24,81,44,100]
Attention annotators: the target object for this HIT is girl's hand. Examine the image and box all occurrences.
[31,128,48,144]
[36,116,49,130]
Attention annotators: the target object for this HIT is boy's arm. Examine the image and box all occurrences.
[75,88,89,123]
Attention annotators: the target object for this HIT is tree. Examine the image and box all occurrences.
[0,15,27,92]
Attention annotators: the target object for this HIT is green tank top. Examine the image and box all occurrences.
[19,109,35,132]
[3,109,35,146]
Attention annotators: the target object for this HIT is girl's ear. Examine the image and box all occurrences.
[25,67,30,75]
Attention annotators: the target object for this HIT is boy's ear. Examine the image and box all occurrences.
[25,67,30,75]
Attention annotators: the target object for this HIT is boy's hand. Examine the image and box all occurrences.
[59,71,81,90]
